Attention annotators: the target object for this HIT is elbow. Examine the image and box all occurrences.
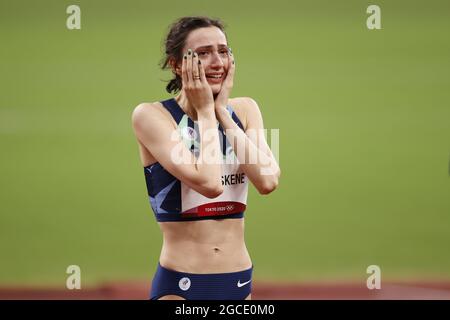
[257,177,279,195]
[190,175,224,199]
[201,182,224,199]
[257,168,280,195]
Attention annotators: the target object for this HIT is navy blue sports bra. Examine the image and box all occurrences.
[143,98,249,222]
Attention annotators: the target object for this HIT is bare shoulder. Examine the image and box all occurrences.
[228,97,262,130]
[229,96,259,108]
[229,96,261,115]
[131,101,175,129]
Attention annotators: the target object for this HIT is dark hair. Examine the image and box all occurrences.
[161,16,227,94]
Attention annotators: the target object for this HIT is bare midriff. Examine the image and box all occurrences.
[158,218,252,273]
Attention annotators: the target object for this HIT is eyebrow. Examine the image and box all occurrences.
[194,44,228,51]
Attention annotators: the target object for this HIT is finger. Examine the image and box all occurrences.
[198,59,207,84]
[225,47,235,84]
[181,52,188,86]
[186,49,193,83]
[215,48,235,103]
[192,52,200,81]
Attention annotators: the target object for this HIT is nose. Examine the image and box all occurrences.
[209,51,225,69]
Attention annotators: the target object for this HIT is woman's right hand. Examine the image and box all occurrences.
[181,49,215,114]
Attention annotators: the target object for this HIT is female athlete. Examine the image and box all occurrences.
[131,16,280,300]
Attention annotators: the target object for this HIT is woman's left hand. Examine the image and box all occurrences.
[214,48,235,116]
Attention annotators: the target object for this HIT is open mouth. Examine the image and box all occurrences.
[206,74,223,79]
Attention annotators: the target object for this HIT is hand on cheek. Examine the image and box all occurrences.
[214,48,235,109]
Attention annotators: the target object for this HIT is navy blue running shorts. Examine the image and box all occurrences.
[150,263,253,300]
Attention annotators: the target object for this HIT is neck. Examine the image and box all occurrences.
[175,91,197,121]
[175,90,218,121]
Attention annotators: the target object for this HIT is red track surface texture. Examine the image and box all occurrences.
[1,281,450,300]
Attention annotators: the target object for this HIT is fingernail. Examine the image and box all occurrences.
[188,49,192,55]
[183,54,187,59]
[232,60,235,65]
[229,47,233,54]
[193,52,197,57]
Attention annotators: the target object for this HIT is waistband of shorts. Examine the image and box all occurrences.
[157,262,253,277]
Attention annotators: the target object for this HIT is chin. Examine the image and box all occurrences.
[209,83,222,95]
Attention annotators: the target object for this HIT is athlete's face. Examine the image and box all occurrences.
[179,26,230,95]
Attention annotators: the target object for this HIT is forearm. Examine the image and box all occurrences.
[216,108,280,193]
[194,109,223,194]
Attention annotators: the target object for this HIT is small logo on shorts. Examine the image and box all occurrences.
[237,279,251,288]
[179,277,191,291]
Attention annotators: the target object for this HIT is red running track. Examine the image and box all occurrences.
[1,281,450,300]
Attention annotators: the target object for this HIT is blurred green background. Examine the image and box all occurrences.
[1,0,449,286]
